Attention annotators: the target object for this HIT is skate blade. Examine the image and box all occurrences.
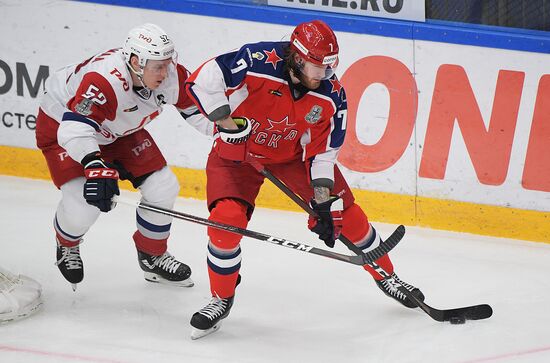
[190,321,222,340]
[144,272,194,287]
[71,283,78,292]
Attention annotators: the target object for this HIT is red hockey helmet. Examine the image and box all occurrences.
[290,20,339,70]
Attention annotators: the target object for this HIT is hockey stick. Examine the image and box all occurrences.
[246,157,493,323]
[115,197,402,266]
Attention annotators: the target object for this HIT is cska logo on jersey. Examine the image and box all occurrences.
[265,116,296,133]
[250,117,298,149]
[305,105,323,124]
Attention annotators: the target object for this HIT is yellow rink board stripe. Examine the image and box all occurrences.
[2,145,548,243]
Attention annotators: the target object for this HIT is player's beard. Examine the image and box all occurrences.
[297,73,321,90]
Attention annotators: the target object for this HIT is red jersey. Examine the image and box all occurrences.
[186,41,347,183]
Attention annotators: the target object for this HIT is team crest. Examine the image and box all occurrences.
[75,98,94,116]
[305,105,323,124]
[252,52,265,61]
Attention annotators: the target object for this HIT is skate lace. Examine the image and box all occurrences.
[198,297,228,321]
[152,253,181,274]
[381,273,414,301]
[55,246,82,270]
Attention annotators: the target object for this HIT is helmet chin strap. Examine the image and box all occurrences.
[126,62,152,100]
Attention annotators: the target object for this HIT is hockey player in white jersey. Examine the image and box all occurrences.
[36,23,212,291]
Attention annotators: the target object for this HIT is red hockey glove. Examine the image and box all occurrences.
[82,154,120,212]
[214,117,251,161]
[308,196,344,248]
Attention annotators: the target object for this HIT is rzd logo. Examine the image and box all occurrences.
[132,139,152,156]
[58,151,69,161]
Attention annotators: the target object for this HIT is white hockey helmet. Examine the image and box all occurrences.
[122,23,175,71]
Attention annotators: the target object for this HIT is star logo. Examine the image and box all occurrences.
[329,78,343,96]
[264,48,282,70]
[265,116,296,133]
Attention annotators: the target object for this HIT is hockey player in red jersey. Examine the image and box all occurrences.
[36,24,212,291]
[185,20,424,339]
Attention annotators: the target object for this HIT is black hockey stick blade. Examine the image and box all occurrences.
[429,301,493,322]
[370,261,493,323]
[407,291,493,322]
[313,225,404,265]
[363,225,405,263]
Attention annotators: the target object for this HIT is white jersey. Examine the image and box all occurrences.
[40,48,211,163]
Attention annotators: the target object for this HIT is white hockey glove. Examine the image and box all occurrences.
[215,117,251,161]
[217,117,252,144]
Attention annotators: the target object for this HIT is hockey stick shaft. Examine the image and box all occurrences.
[246,158,492,322]
[115,196,366,265]
[246,157,392,262]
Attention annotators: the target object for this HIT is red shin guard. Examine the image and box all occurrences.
[208,269,240,298]
[208,199,249,249]
[207,199,249,298]
[341,203,369,242]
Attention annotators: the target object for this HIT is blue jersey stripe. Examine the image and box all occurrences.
[62,111,100,131]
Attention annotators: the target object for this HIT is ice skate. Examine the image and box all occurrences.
[190,295,234,340]
[138,250,193,287]
[55,241,83,291]
[375,272,425,308]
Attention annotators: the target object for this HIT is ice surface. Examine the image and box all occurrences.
[1,176,549,363]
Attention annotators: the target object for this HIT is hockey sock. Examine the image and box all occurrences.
[207,199,248,298]
[133,230,168,256]
[341,203,395,279]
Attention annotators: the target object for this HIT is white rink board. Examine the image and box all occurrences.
[413,40,550,211]
[0,0,549,212]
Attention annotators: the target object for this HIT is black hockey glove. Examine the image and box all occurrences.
[82,153,120,212]
[308,196,344,248]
